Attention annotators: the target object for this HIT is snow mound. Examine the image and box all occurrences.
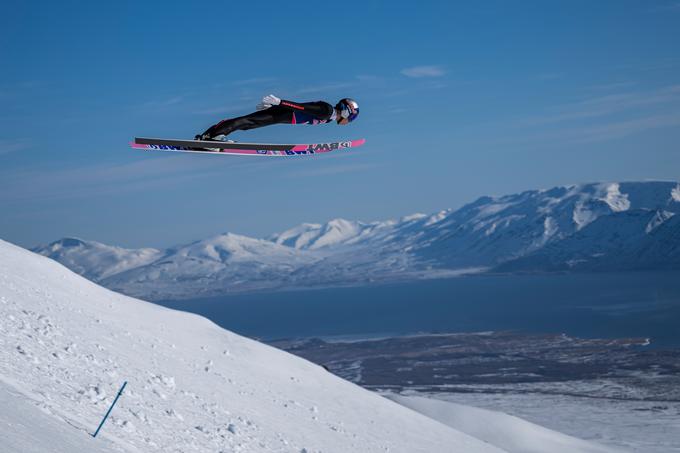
[387,394,623,453]
[0,239,506,453]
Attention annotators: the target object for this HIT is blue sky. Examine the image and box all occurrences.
[1,0,680,248]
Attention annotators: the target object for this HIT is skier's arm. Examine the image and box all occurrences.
[279,100,334,120]
[259,94,333,120]
[257,94,333,120]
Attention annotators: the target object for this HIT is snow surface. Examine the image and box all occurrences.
[386,394,622,453]
[645,210,675,234]
[601,183,630,212]
[1,238,512,453]
[672,184,680,202]
[0,384,115,453]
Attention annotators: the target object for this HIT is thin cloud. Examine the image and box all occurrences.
[401,65,446,78]
[191,103,251,115]
[383,89,411,98]
[543,113,680,145]
[232,77,278,86]
[294,82,357,96]
[355,74,381,82]
[136,95,185,111]
[534,73,563,81]
[0,139,31,156]
[0,155,234,203]
[488,112,680,148]
[0,146,291,204]
[613,57,680,73]
[520,84,680,126]
[0,80,47,97]
[568,113,680,143]
[585,81,637,91]
[285,162,382,178]
[479,84,680,148]
[649,1,680,11]
[425,81,448,90]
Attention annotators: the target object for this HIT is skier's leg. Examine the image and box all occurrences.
[201,107,291,138]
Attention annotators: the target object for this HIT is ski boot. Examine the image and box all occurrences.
[212,135,236,143]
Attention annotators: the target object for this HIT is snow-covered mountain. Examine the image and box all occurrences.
[496,208,680,272]
[410,181,680,268]
[32,238,162,281]
[270,219,369,250]
[0,239,622,452]
[34,181,680,300]
[102,232,321,300]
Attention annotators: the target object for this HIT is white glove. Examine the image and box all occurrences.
[256,102,271,111]
[262,94,281,106]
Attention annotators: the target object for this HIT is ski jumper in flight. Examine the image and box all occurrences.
[196,95,359,141]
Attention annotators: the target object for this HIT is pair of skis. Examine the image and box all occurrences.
[131,137,366,157]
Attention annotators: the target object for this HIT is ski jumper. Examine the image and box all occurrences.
[202,100,336,138]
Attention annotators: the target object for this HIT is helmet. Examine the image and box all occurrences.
[335,98,359,123]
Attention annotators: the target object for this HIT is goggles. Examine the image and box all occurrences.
[340,105,359,122]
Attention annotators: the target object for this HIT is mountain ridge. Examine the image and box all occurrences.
[33,181,680,300]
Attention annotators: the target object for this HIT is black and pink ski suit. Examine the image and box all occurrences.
[202,100,336,138]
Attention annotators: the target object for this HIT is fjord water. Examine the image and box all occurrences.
[157,271,680,347]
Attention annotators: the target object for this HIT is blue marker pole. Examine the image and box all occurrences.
[92,381,127,438]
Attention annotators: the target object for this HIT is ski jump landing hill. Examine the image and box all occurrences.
[0,239,620,453]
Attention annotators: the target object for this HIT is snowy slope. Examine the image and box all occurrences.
[0,384,116,453]
[0,239,508,453]
[386,395,622,453]
[35,181,680,299]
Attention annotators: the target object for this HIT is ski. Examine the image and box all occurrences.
[131,137,366,156]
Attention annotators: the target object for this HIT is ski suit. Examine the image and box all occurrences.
[202,100,336,138]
